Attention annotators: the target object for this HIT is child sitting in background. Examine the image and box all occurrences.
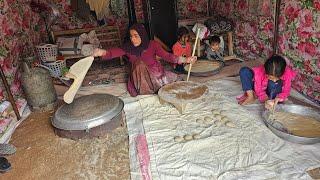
[238,55,296,110]
[206,35,224,62]
[172,27,192,73]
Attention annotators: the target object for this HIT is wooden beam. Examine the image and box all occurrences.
[0,67,21,120]
[273,0,281,54]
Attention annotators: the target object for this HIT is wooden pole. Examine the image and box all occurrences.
[186,28,200,82]
[0,66,21,120]
[227,31,234,56]
[273,0,281,54]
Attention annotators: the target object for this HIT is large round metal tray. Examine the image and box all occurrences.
[262,104,320,144]
[52,94,124,131]
[184,60,223,77]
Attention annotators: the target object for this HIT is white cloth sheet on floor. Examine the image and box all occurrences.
[124,77,320,180]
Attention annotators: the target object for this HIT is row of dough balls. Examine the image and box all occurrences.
[174,133,201,143]
[173,108,236,143]
[196,109,236,127]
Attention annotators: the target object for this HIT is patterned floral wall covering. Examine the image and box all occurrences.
[107,0,129,38]
[0,0,43,100]
[177,0,209,19]
[0,0,127,101]
[134,0,145,23]
[211,0,275,60]
[1,0,318,103]
[211,0,319,102]
[279,0,320,102]
[0,0,98,101]
[133,0,209,21]
[50,0,97,31]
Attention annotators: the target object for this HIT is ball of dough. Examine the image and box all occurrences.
[225,121,236,128]
[184,135,193,141]
[214,114,223,120]
[174,136,184,142]
[221,116,229,123]
[196,118,204,124]
[212,109,221,115]
[193,133,201,139]
[204,116,212,122]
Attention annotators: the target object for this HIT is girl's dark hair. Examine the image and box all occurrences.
[264,55,287,78]
[209,35,221,44]
[177,27,189,39]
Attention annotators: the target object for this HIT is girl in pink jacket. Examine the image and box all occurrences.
[238,55,296,109]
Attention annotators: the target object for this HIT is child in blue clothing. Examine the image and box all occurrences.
[206,35,224,62]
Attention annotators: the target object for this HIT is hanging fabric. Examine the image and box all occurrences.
[85,0,111,20]
[110,0,126,17]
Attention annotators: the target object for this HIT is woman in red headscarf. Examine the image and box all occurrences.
[93,23,197,97]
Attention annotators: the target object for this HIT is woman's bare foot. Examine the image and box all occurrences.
[239,90,256,105]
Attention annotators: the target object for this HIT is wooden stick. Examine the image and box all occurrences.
[273,0,281,54]
[227,31,234,56]
[0,66,21,120]
[186,29,200,82]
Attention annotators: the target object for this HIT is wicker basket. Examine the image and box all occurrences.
[41,60,66,77]
[36,44,58,62]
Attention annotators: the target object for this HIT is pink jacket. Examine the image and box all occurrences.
[252,65,296,102]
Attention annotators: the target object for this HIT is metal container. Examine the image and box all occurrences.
[262,104,320,144]
[21,63,57,111]
[52,94,124,140]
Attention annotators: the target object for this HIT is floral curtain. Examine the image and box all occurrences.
[211,0,275,59]
[177,0,209,19]
[279,0,320,102]
[0,0,43,100]
[1,0,318,103]
[0,0,128,102]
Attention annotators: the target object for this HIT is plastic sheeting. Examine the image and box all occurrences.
[124,77,320,180]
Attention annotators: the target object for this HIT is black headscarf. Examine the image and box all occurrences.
[122,23,150,56]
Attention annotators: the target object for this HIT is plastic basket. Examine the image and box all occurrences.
[36,44,58,62]
[41,60,66,77]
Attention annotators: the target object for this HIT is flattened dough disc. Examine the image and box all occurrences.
[184,60,223,77]
[63,56,94,104]
[158,81,208,114]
